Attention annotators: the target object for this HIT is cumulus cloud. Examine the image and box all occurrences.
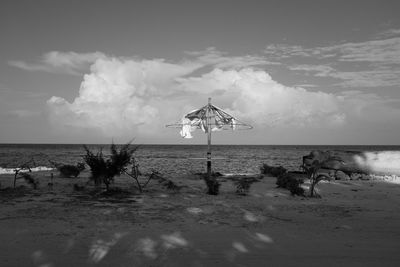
[177,68,346,127]
[47,57,201,136]
[338,90,400,124]
[47,55,352,139]
[9,51,106,75]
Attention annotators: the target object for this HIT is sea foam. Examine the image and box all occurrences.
[0,166,54,175]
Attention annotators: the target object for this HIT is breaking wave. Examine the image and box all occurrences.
[354,151,400,175]
[0,166,54,175]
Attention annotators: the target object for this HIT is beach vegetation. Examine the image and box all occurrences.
[205,177,221,195]
[260,164,305,196]
[123,157,145,192]
[260,164,287,177]
[49,161,85,178]
[199,172,221,195]
[13,159,37,189]
[276,172,305,196]
[301,157,343,197]
[234,176,261,195]
[123,159,165,193]
[83,141,139,191]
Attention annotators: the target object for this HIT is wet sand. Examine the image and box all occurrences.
[1,172,400,266]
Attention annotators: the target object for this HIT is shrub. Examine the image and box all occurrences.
[56,163,85,178]
[199,172,222,195]
[276,173,305,196]
[260,164,287,177]
[205,178,220,195]
[287,179,305,196]
[83,147,108,187]
[301,158,339,197]
[83,142,139,191]
[234,177,260,196]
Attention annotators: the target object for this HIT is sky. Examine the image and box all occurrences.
[1,0,400,145]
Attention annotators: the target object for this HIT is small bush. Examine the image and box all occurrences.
[235,180,251,195]
[57,163,85,178]
[276,173,305,196]
[205,178,220,195]
[287,179,305,196]
[302,157,339,197]
[197,172,222,195]
[83,142,139,191]
[234,177,260,196]
[260,164,287,177]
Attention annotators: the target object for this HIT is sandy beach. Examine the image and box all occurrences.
[1,170,400,267]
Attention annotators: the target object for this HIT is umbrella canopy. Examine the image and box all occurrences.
[166,98,252,138]
[166,98,252,177]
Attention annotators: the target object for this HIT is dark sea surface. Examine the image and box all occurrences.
[1,144,400,175]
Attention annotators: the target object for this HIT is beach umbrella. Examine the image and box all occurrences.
[166,98,252,177]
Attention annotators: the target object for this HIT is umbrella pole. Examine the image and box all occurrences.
[207,97,212,178]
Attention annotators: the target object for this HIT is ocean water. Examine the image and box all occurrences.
[1,144,400,176]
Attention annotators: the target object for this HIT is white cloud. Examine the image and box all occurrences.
[292,84,318,88]
[178,68,346,127]
[265,32,400,88]
[288,64,336,77]
[47,55,351,139]
[9,47,276,77]
[375,28,400,39]
[320,37,400,64]
[264,44,313,58]
[289,64,400,87]
[47,57,201,136]
[265,36,400,65]
[186,47,280,69]
[8,46,399,142]
[338,90,400,123]
[9,51,106,75]
[331,70,400,87]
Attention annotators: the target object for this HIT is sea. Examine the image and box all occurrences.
[1,144,400,176]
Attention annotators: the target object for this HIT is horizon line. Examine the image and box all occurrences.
[1,142,400,147]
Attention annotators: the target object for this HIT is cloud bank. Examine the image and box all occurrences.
[46,54,350,139]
